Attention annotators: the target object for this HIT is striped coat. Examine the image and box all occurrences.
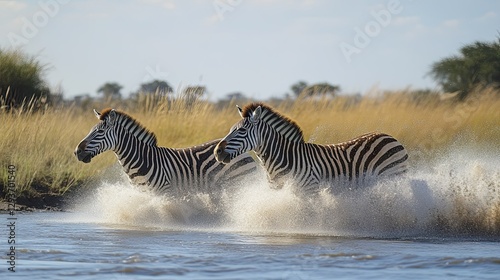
[75,109,257,195]
[215,103,408,192]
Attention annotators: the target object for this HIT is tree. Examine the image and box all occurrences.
[0,48,50,108]
[290,81,340,98]
[429,38,500,100]
[181,86,206,106]
[182,86,206,98]
[138,80,173,95]
[97,82,122,100]
[225,92,246,100]
[301,82,340,97]
[291,81,308,97]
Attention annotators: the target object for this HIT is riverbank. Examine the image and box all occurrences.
[0,194,64,211]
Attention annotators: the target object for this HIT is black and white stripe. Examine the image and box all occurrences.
[75,109,257,195]
[214,103,408,192]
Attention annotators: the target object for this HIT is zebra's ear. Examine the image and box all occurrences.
[93,109,101,120]
[237,105,244,118]
[251,106,262,121]
[107,109,117,124]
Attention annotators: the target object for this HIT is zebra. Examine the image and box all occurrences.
[74,109,258,196]
[214,102,408,192]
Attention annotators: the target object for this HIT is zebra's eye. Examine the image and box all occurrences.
[96,129,105,133]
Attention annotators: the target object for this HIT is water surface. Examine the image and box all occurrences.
[3,148,499,279]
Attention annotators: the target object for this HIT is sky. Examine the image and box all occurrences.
[1,0,499,101]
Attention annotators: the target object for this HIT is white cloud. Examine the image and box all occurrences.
[442,19,459,28]
[392,16,420,26]
[86,12,111,20]
[0,1,27,10]
[402,23,427,40]
[205,14,220,26]
[478,11,496,21]
[138,0,175,10]
[301,0,317,7]
[250,0,321,8]
[389,16,425,40]
[251,0,288,6]
[288,16,346,35]
[0,0,27,27]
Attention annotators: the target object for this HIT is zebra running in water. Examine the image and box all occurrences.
[74,109,257,195]
[214,103,408,192]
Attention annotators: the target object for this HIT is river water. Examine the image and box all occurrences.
[3,148,500,279]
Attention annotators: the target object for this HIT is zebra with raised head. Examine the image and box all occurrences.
[74,109,257,196]
[214,103,408,192]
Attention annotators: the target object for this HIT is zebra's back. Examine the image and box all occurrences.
[325,132,408,180]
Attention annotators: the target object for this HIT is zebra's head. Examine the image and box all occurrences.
[214,105,262,164]
[74,109,118,163]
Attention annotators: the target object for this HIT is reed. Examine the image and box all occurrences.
[1,87,498,198]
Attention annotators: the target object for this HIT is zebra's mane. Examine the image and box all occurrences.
[100,109,158,146]
[241,103,304,143]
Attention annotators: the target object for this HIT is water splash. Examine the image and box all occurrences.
[69,180,225,230]
[69,148,500,237]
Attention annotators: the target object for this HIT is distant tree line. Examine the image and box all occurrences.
[1,36,499,109]
[290,81,340,98]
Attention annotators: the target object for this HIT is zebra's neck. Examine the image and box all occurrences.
[242,103,304,143]
[114,113,157,147]
[259,108,304,143]
[112,126,163,187]
[253,123,301,184]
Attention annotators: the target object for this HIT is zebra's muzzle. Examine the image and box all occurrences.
[214,141,231,164]
[75,150,92,163]
[75,141,93,163]
[78,152,92,163]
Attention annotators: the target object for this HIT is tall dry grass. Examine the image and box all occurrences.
[282,87,499,163]
[1,87,499,197]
